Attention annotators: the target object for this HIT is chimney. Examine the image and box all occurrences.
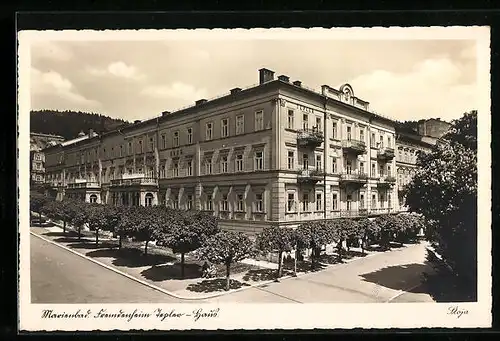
[278,75,290,82]
[293,80,302,87]
[230,87,242,95]
[161,111,171,116]
[195,99,208,106]
[259,68,275,84]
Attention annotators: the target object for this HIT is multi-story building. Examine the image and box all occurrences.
[395,130,438,211]
[30,132,65,184]
[44,68,432,234]
[417,118,451,138]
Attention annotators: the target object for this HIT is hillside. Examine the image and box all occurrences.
[30,110,129,140]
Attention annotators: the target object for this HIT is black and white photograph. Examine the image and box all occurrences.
[18,27,491,330]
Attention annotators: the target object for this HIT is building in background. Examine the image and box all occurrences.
[44,68,437,234]
[30,132,65,184]
[417,118,451,138]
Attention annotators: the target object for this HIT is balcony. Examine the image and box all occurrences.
[377,175,396,189]
[339,209,368,218]
[377,147,395,161]
[341,139,366,155]
[339,171,368,184]
[66,180,100,190]
[297,168,324,184]
[369,208,395,216]
[110,176,158,187]
[297,128,324,148]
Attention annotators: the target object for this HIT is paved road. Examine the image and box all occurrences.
[30,234,186,303]
[208,242,435,304]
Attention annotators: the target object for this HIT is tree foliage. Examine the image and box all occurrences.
[405,111,478,294]
[197,231,254,291]
[256,225,296,279]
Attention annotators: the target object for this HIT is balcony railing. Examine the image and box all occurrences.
[377,147,395,161]
[341,139,366,154]
[66,181,100,189]
[377,175,396,188]
[297,128,324,148]
[369,208,395,215]
[339,172,368,183]
[110,177,158,187]
[297,168,324,183]
[339,209,369,218]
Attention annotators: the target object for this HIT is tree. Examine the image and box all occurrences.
[255,225,296,280]
[54,199,78,234]
[70,201,90,240]
[157,209,219,279]
[374,215,397,250]
[100,204,123,246]
[129,206,165,255]
[404,111,477,296]
[296,221,335,269]
[30,191,48,226]
[197,231,255,291]
[356,218,380,255]
[86,203,108,247]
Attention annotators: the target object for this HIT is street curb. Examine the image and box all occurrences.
[30,230,282,301]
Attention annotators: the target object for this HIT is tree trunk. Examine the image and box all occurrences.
[347,239,351,252]
[144,239,149,255]
[63,220,66,234]
[225,263,231,291]
[181,253,185,279]
[337,238,343,262]
[361,235,366,255]
[78,225,82,240]
[38,212,42,227]
[95,228,99,247]
[118,232,123,249]
[276,251,283,281]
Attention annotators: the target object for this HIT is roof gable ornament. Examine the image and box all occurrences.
[339,84,354,104]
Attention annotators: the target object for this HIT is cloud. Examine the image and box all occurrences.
[87,61,144,80]
[141,82,208,102]
[349,57,476,122]
[31,68,101,109]
[31,41,72,61]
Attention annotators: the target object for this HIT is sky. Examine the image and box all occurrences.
[30,37,478,123]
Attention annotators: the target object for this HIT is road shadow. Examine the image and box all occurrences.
[66,241,118,250]
[360,263,431,293]
[86,248,177,268]
[140,263,201,281]
[283,260,326,273]
[43,231,80,238]
[186,278,250,293]
[242,268,287,282]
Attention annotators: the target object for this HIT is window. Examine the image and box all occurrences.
[187,128,193,144]
[379,135,384,148]
[173,162,179,177]
[331,157,337,174]
[316,117,322,131]
[120,145,123,157]
[371,163,376,177]
[206,198,213,211]
[287,151,294,170]
[160,164,166,178]
[221,194,229,211]
[161,135,166,149]
[187,160,193,176]
[379,193,385,207]
[255,110,264,131]
[388,194,392,208]
[332,121,338,139]
[347,126,352,140]
[173,131,179,147]
[315,154,322,171]
[287,192,295,212]
[316,192,323,211]
[34,153,41,161]
[371,133,376,147]
[360,162,364,174]
[302,114,309,130]
[346,160,352,174]
[387,165,392,177]
[398,148,403,160]
[288,110,294,129]
[302,153,309,169]
[255,193,263,212]
[220,155,228,173]
[360,129,364,142]
[235,154,244,172]
[387,136,391,148]
[360,194,365,209]
[254,151,263,170]
[346,194,352,210]
[237,194,245,212]
[206,123,213,140]
[236,115,244,135]
[221,118,229,138]
[205,160,212,175]
[187,195,193,210]
[332,193,338,210]
[145,193,154,207]
[138,140,143,153]
[173,200,179,210]
[149,137,154,151]
[302,193,309,212]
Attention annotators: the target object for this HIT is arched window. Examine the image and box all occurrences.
[89,194,98,203]
[145,193,153,207]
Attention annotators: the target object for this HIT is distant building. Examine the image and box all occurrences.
[30,132,65,184]
[417,118,451,138]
